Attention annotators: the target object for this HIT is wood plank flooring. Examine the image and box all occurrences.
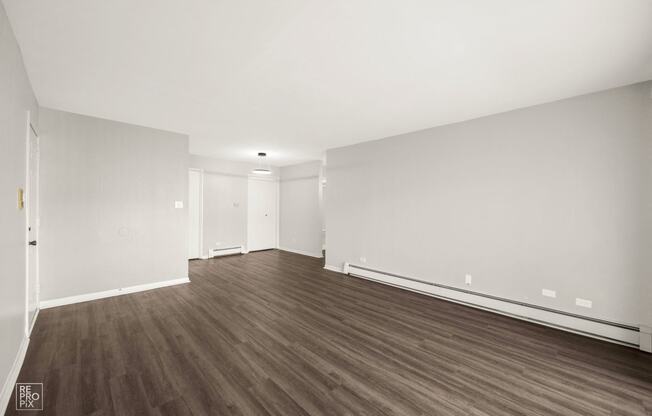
[6,249,652,415]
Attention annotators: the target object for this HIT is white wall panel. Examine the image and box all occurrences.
[39,109,189,301]
[326,82,652,329]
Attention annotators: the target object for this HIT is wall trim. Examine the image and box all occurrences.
[0,335,29,415]
[40,277,190,309]
[201,169,250,179]
[323,264,344,273]
[640,325,652,353]
[346,263,643,350]
[279,174,319,183]
[200,169,279,180]
[27,308,39,338]
[279,247,323,258]
[247,174,279,182]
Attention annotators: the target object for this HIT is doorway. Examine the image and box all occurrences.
[188,169,203,259]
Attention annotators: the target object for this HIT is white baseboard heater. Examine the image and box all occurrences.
[209,246,244,258]
[344,263,650,352]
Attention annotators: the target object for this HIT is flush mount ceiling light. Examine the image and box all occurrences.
[252,152,272,175]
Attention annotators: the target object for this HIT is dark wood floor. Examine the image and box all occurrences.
[6,250,652,415]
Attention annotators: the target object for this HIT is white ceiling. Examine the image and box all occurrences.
[4,0,652,166]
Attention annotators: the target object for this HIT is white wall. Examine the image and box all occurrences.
[189,155,280,256]
[39,108,189,301]
[202,172,248,255]
[0,2,38,409]
[326,81,652,328]
[279,161,323,257]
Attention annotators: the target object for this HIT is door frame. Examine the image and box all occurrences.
[188,168,204,259]
[24,111,40,337]
[246,175,279,252]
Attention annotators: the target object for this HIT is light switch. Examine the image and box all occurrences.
[174,201,184,209]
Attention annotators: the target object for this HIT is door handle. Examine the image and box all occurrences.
[29,240,37,246]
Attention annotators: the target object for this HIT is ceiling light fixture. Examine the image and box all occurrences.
[252,152,272,175]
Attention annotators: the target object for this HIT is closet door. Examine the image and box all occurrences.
[247,178,278,251]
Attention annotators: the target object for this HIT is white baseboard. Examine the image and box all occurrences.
[347,264,642,349]
[323,264,344,273]
[40,277,190,309]
[209,246,244,258]
[27,308,39,337]
[640,326,652,353]
[279,247,323,258]
[0,335,29,414]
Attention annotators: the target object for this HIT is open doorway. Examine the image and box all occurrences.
[188,169,203,259]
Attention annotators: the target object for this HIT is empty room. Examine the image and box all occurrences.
[1,0,652,415]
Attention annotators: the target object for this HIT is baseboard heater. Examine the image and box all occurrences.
[209,246,244,258]
[344,263,650,351]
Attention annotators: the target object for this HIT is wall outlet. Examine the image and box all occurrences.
[174,200,184,209]
[216,242,221,246]
[575,298,592,308]
[359,257,367,264]
[465,274,472,285]
[542,289,556,298]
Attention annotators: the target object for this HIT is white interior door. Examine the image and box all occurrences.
[26,122,39,335]
[247,178,278,251]
[188,169,202,259]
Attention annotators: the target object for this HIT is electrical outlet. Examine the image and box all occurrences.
[359,257,367,264]
[465,274,472,285]
[216,242,221,246]
[542,289,556,298]
[575,298,592,308]
[174,200,184,209]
